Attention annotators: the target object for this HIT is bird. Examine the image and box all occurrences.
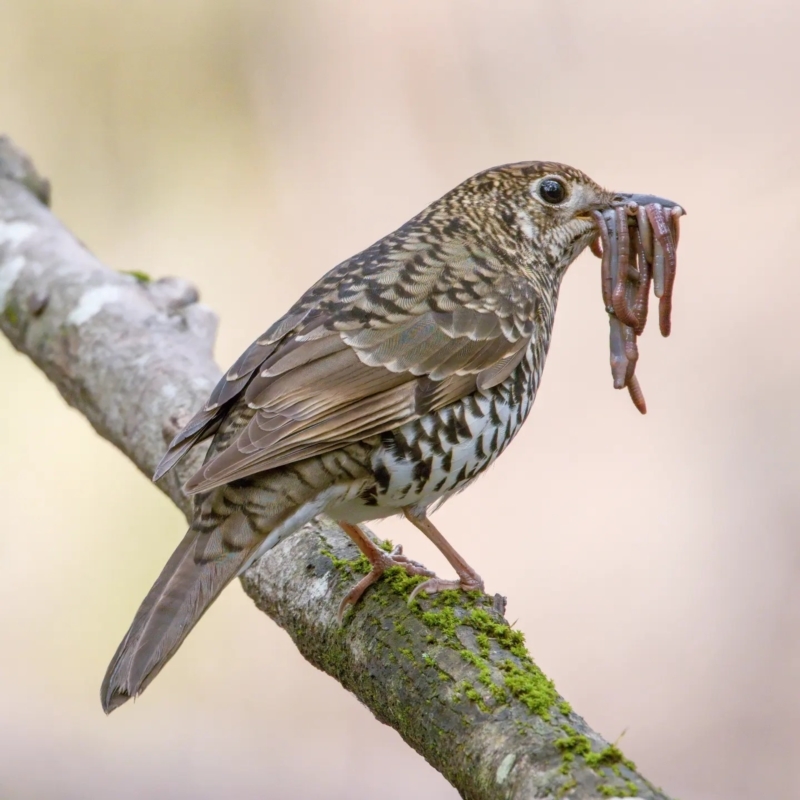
[102,161,642,713]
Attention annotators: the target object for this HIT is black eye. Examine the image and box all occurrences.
[538,178,566,204]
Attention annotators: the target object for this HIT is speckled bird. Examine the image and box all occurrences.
[102,162,633,712]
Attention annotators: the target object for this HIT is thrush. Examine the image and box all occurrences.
[101,162,668,713]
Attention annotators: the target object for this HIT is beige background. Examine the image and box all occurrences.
[1,2,799,798]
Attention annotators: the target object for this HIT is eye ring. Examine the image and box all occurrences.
[538,178,567,205]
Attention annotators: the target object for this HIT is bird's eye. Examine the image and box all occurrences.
[538,178,567,205]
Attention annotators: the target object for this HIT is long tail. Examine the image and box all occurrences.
[101,512,262,713]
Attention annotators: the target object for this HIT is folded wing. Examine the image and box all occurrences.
[155,241,539,494]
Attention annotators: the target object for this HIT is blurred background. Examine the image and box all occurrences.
[1,1,799,798]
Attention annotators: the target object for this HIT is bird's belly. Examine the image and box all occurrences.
[331,384,533,525]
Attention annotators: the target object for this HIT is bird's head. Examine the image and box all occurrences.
[450,161,676,280]
[458,162,613,267]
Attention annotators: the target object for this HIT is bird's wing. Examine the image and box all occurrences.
[156,239,539,494]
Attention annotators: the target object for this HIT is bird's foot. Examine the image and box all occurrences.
[400,507,485,605]
[407,571,484,605]
[337,544,434,623]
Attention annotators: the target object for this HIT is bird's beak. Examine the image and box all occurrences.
[610,193,686,213]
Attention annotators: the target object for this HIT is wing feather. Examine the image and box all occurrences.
[154,238,539,493]
[183,326,529,493]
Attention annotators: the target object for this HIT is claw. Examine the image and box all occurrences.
[336,546,434,624]
[407,573,485,605]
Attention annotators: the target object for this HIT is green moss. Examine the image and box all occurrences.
[320,548,371,576]
[596,783,638,798]
[319,548,349,571]
[554,728,592,758]
[460,649,483,669]
[458,649,507,705]
[556,777,577,798]
[383,565,428,597]
[555,727,638,793]
[499,659,556,719]
[488,682,507,703]
[558,701,572,716]
[584,744,636,772]
[351,554,371,575]
[319,531,567,727]
[415,595,560,719]
[421,606,459,638]
[430,589,466,607]
[121,269,152,283]
[461,682,490,713]
[467,608,527,658]
[3,304,19,325]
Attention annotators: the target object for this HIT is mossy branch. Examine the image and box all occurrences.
[0,135,674,800]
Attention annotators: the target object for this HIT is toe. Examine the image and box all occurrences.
[337,572,380,623]
[407,577,451,604]
[338,551,437,621]
[407,575,484,605]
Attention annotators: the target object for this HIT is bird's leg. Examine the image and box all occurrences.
[336,521,435,623]
[402,508,484,603]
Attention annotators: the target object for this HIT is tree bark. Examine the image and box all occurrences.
[0,135,673,800]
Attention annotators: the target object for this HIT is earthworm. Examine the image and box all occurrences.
[590,196,684,413]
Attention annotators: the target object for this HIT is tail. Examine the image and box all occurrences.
[101,513,261,713]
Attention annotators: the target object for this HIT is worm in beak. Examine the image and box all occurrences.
[590,194,684,413]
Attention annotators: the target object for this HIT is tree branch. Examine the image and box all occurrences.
[0,135,672,800]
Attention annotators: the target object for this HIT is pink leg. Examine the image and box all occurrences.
[336,521,434,622]
[402,508,484,603]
